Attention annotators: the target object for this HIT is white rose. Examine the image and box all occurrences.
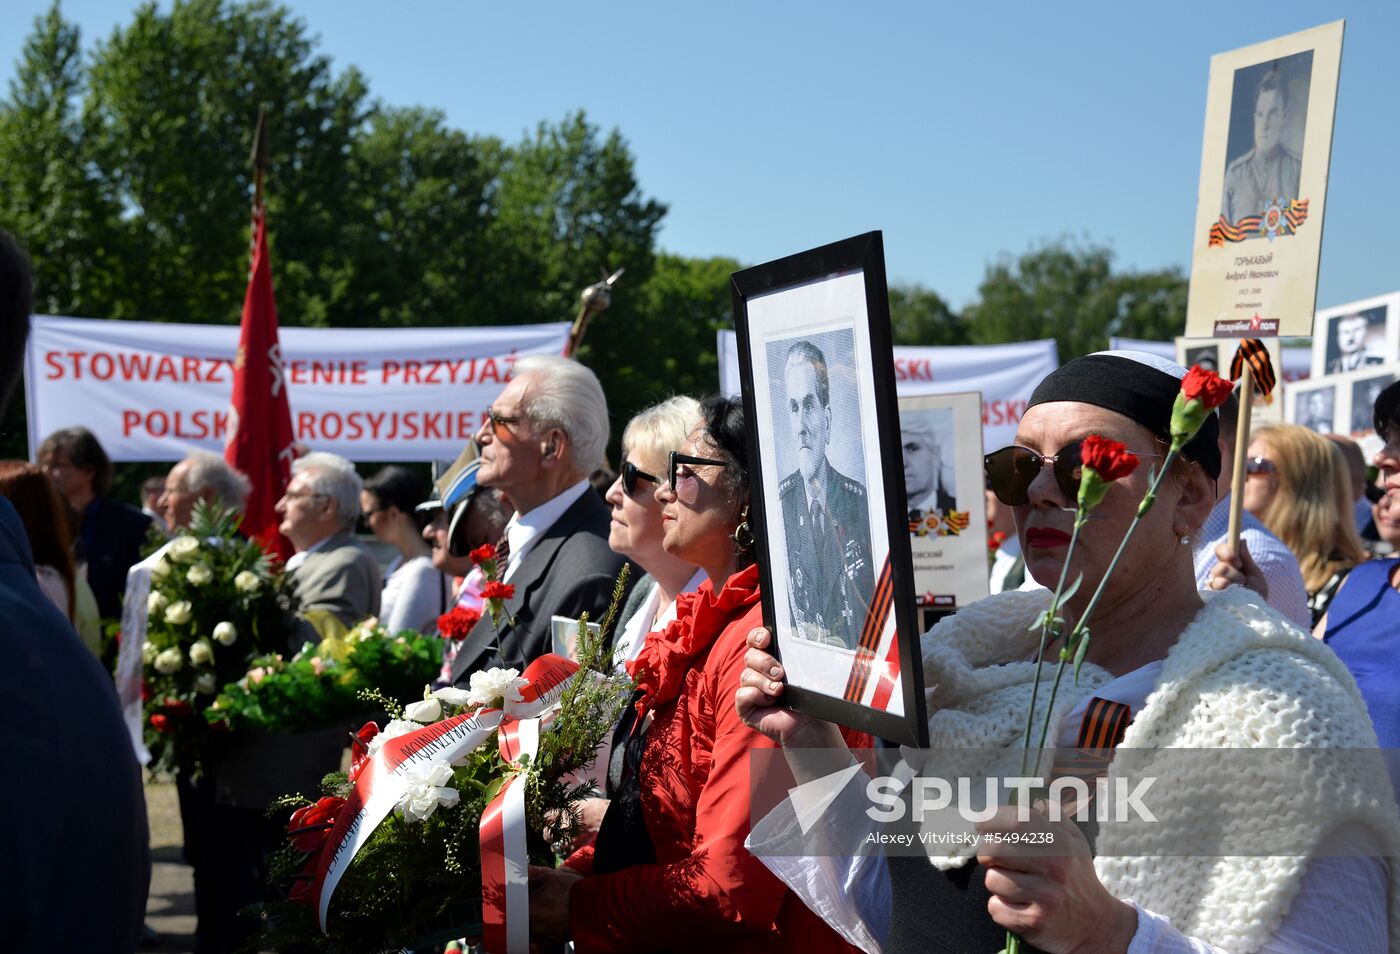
[394,759,459,824]
[147,591,168,616]
[188,639,215,667]
[366,719,420,758]
[234,570,261,594]
[164,600,193,625]
[153,647,184,674]
[194,672,218,695]
[150,558,171,581]
[141,641,159,664]
[431,686,473,708]
[167,535,201,563]
[403,697,442,724]
[186,563,213,586]
[213,621,238,646]
[466,667,526,710]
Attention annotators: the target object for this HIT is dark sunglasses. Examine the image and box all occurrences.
[667,450,727,494]
[985,442,1085,506]
[621,459,658,496]
[1245,456,1277,476]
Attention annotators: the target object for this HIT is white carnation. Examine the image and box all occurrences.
[466,667,526,710]
[234,570,261,594]
[167,535,201,563]
[431,686,473,708]
[394,759,459,824]
[147,591,168,615]
[186,563,213,586]
[366,719,419,758]
[164,600,193,625]
[194,672,218,695]
[188,639,215,667]
[213,621,238,646]
[153,647,184,674]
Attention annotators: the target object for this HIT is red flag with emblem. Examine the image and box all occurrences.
[225,206,295,559]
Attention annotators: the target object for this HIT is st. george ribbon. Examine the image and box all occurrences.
[311,653,583,950]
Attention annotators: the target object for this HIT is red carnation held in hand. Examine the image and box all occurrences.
[288,795,346,853]
[481,581,515,602]
[1180,365,1234,409]
[469,543,497,565]
[1079,434,1140,482]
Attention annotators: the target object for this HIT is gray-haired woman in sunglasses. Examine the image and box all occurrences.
[737,352,1399,954]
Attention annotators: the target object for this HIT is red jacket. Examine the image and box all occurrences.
[568,565,866,953]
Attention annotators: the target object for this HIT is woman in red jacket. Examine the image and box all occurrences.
[529,395,864,952]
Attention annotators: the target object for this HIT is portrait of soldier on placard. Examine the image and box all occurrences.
[1184,345,1220,374]
[1352,374,1395,435]
[1297,386,1335,435]
[772,336,874,649]
[1326,306,1388,375]
[1220,53,1312,231]
[901,408,957,523]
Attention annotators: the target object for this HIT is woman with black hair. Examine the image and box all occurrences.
[360,465,451,634]
[529,395,867,953]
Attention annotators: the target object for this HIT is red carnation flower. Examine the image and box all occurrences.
[1180,366,1234,410]
[288,795,346,853]
[469,543,497,565]
[436,606,482,640]
[1079,435,1140,482]
[481,581,515,602]
[149,713,171,734]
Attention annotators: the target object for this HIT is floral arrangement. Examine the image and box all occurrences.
[205,618,443,736]
[1003,365,1233,954]
[141,502,300,775]
[437,605,482,642]
[258,567,633,953]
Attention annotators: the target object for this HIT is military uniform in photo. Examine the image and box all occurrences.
[779,459,874,649]
[1221,145,1301,224]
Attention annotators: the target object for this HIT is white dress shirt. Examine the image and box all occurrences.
[501,480,591,583]
[1192,494,1310,629]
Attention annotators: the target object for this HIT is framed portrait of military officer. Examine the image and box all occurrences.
[1185,21,1344,340]
[732,231,927,746]
[1310,292,1400,378]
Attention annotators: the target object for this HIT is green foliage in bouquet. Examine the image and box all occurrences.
[207,622,443,735]
[254,566,634,953]
[142,501,300,775]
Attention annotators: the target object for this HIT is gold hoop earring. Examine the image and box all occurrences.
[730,505,755,552]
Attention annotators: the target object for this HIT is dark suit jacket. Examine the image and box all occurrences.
[0,497,149,951]
[451,490,634,683]
[81,496,152,619]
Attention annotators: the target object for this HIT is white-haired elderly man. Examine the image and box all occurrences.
[159,450,253,531]
[276,451,381,628]
[450,355,635,684]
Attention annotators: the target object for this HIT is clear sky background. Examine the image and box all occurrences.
[5,1,1397,314]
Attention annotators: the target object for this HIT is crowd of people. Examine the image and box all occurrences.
[3,217,1400,954]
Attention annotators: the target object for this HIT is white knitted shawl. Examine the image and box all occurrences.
[901,586,1400,954]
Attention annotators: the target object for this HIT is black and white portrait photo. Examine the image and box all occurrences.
[768,333,874,649]
[900,407,956,520]
[1325,306,1388,375]
[1184,345,1220,374]
[1351,374,1395,436]
[1221,51,1312,229]
[1297,385,1335,434]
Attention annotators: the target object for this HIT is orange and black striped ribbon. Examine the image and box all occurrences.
[842,557,893,704]
[1053,696,1133,788]
[1230,337,1277,403]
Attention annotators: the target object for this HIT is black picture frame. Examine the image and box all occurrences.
[731,231,928,747]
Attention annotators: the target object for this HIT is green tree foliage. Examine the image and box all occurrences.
[962,238,1187,360]
[887,283,967,346]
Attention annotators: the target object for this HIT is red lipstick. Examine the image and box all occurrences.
[1026,528,1073,549]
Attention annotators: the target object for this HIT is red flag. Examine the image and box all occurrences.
[226,206,295,559]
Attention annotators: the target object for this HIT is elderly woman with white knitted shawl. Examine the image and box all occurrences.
[737,352,1400,954]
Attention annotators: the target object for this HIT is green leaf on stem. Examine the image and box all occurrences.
[1059,571,1084,604]
[1073,628,1092,683]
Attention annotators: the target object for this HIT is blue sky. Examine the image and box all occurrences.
[5,1,1396,313]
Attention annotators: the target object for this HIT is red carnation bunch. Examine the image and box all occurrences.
[437,606,482,641]
[1079,434,1140,482]
[481,581,515,602]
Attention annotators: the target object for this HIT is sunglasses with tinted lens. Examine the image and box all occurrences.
[1245,456,1277,476]
[667,450,727,500]
[621,459,658,496]
[985,442,1084,506]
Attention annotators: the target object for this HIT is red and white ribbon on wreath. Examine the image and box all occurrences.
[311,653,582,936]
[480,714,540,953]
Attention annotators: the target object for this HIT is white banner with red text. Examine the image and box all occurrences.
[24,316,571,461]
[716,331,1058,451]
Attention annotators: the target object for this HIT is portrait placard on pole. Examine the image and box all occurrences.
[732,232,927,747]
[1309,292,1400,379]
[898,392,989,614]
[1174,336,1285,424]
[1185,21,1344,339]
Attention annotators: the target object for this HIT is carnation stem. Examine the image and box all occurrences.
[1017,516,1084,776]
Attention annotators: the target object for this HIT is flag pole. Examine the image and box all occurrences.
[565,267,625,357]
[250,105,270,214]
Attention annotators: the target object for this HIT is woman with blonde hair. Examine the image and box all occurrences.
[1241,423,1368,624]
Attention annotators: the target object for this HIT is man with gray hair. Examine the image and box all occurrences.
[450,355,633,684]
[275,450,380,628]
[159,450,253,531]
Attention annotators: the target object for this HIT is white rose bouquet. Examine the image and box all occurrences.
[142,501,300,775]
